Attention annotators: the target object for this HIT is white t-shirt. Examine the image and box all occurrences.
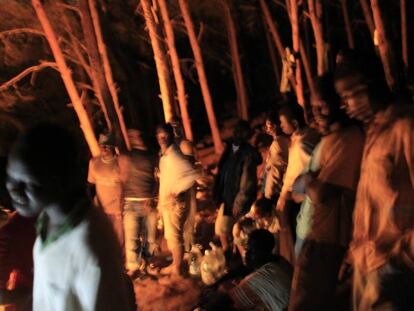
[33,206,129,311]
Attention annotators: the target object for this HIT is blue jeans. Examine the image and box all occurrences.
[123,200,158,272]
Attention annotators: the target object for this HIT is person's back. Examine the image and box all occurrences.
[121,149,157,200]
[230,229,291,311]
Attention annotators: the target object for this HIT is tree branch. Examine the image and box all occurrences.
[0,28,44,40]
[0,61,58,92]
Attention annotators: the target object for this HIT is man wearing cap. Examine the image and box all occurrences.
[118,129,158,277]
[88,132,124,248]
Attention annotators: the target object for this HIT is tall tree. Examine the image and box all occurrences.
[178,0,223,154]
[290,0,305,107]
[222,0,249,120]
[157,0,193,141]
[259,0,297,94]
[79,0,130,150]
[401,0,408,71]
[370,0,402,90]
[32,0,100,156]
[360,0,375,40]
[341,0,354,49]
[141,0,175,123]
[308,0,325,76]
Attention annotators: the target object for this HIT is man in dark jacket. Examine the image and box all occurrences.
[213,120,262,252]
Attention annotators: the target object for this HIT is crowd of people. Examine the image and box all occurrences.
[0,50,413,311]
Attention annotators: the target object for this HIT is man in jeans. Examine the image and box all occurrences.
[119,129,158,277]
[156,124,201,279]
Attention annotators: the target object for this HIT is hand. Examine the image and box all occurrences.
[232,205,242,218]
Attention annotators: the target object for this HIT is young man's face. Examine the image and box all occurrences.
[156,128,172,149]
[6,155,56,217]
[264,120,277,138]
[336,79,374,124]
[99,144,115,158]
[311,99,331,135]
[279,115,296,135]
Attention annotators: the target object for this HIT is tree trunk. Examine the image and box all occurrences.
[308,0,325,76]
[88,0,130,150]
[141,0,175,123]
[32,0,100,157]
[178,0,223,154]
[341,0,354,49]
[259,0,297,94]
[290,0,305,107]
[263,15,281,96]
[157,0,193,141]
[370,0,402,90]
[223,0,249,120]
[401,0,408,71]
[300,41,316,97]
[79,0,128,150]
[360,0,375,40]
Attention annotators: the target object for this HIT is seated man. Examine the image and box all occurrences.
[6,123,131,311]
[233,198,280,259]
[230,229,292,311]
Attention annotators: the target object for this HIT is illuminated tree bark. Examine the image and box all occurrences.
[141,0,175,123]
[308,0,325,76]
[178,0,223,154]
[259,0,297,94]
[370,0,402,90]
[360,0,375,40]
[32,0,100,157]
[290,0,305,107]
[157,0,193,141]
[79,0,130,150]
[88,0,130,150]
[401,0,408,71]
[341,0,354,49]
[223,0,249,120]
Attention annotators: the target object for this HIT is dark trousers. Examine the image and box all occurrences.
[289,240,346,311]
[279,200,300,266]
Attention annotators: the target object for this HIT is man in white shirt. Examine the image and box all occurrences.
[6,123,131,311]
[156,124,201,278]
[276,103,319,265]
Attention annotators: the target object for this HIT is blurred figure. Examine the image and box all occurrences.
[88,133,124,248]
[6,123,130,311]
[233,197,280,260]
[229,229,291,311]
[119,129,158,277]
[335,52,414,311]
[276,103,319,265]
[288,74,364,310]
[156,124,201,279]
[213,120,262,252]
[261,111,290,203]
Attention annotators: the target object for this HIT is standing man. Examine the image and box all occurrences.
[213,120,262,252]
[335,54,414,311]
[6,123,130,311]
[262,111,290,203]
[87,133,124,248]
[156,124,201,278]
[288,75,364,310]
[276,103,319,265]
[118,129,158,277]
